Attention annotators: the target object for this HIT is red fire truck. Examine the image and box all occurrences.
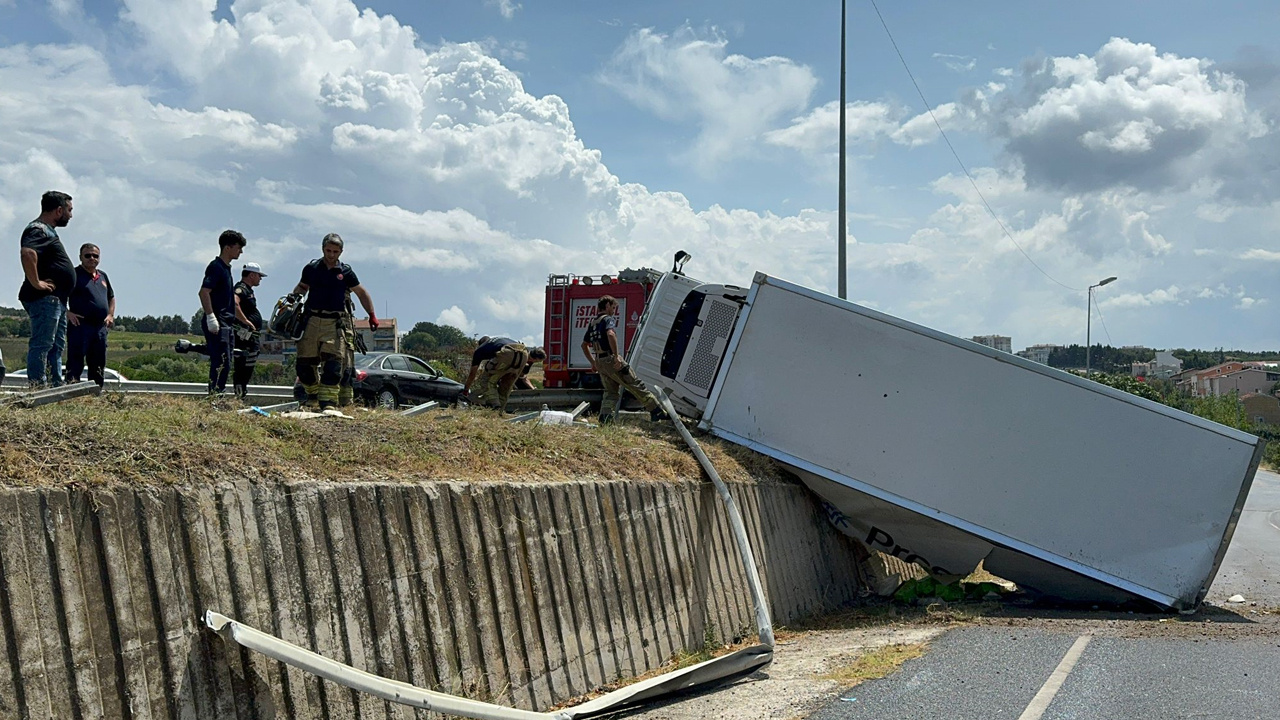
[542,266,664,388]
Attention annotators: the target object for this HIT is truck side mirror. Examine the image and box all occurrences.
[672,250,691,274]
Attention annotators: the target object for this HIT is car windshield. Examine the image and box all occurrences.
[353,354,384,369]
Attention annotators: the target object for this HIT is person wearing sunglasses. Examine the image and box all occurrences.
[65,243,115,386]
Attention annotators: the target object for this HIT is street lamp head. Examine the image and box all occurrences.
[1098,276,1117,287]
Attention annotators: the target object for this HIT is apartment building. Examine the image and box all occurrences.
[971,334,1012,354]
[1017,343,1061,365]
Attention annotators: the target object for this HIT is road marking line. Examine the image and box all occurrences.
[1017,635,1092,720]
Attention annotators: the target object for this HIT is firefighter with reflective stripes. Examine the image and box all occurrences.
[464,336,546,411]
[289,233,377,410]
[582,295,664,424]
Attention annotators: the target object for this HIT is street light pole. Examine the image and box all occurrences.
[1085,276,1117,375]
[837,0,847,299]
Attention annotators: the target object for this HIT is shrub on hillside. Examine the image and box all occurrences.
[120,353,207,383]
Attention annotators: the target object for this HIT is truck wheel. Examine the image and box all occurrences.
[377,388,399,410]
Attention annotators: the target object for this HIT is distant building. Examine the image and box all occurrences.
[1130,350,1183,380]
[353,318,398,353]
[1209,367,1280,397]
[1017,344,1061,365]
[1179,361,1280,397]
[971,335,1012,354]
[1242,393,1280,426]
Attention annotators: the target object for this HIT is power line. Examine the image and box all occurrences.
[1091,294,1113,345]
[866,0,1082,293]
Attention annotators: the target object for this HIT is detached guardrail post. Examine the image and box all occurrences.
[1,382,102,408]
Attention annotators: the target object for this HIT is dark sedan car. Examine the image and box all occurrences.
[353,352,464,409]
[292,352,464,409]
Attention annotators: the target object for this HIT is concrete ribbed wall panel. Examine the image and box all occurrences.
[0,477,863,719]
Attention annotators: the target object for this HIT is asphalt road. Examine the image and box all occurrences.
[1206,467,1280,606]
[807,624,1280,720]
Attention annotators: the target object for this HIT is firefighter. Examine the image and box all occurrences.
[289,233,377,410]
[463,336,546,411]
[581,294,664,424]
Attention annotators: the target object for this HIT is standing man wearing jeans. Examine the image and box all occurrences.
[18,191,76,389]
[198,230,252,394]
[65,243,115,386]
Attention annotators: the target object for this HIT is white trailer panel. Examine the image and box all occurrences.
[647,272,1262,609]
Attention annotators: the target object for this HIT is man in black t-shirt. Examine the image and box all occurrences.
[289,233,377,410]
[198,230,253,394]
[65,243,115,386]
[231,262,267,399]
[18,191,76,388]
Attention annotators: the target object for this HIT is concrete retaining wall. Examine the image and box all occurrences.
[0,477,864,719]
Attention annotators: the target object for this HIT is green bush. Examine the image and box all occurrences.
[119,353,207,383]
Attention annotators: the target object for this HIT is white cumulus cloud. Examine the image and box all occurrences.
[599,25,818,171]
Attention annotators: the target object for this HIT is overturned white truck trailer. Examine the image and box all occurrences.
[629,270,1265,610]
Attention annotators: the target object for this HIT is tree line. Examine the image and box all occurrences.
[1048,345,1280,374]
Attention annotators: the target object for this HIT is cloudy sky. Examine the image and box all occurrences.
[2,0,1278,351]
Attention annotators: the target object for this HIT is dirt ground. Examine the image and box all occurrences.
[601,625,946,720]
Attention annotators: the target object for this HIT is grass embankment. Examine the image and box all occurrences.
[0,394,782,487]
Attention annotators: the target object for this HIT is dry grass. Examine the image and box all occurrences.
[0,393,788,488]
[816,642,928,686]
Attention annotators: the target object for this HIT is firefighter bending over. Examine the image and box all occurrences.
[289,233,377,410]
[582,295,665,424]
[464,335,546,411]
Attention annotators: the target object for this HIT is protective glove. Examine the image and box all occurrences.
[235,327,254,342]
[368,314,379,331]
[205,313,220,334]
[286,293,301,303]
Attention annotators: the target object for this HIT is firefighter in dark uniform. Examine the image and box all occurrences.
[463,336,546,411]
[581,294,664,424]
[289,233,377,410]
[231,262,267,399]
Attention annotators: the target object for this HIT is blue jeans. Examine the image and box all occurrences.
[22,295,67,387]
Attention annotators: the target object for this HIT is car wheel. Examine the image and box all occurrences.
[377,388,399,410]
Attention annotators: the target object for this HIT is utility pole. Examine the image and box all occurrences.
[837,0,847,299]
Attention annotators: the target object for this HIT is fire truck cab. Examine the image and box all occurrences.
[542,267,663,388]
